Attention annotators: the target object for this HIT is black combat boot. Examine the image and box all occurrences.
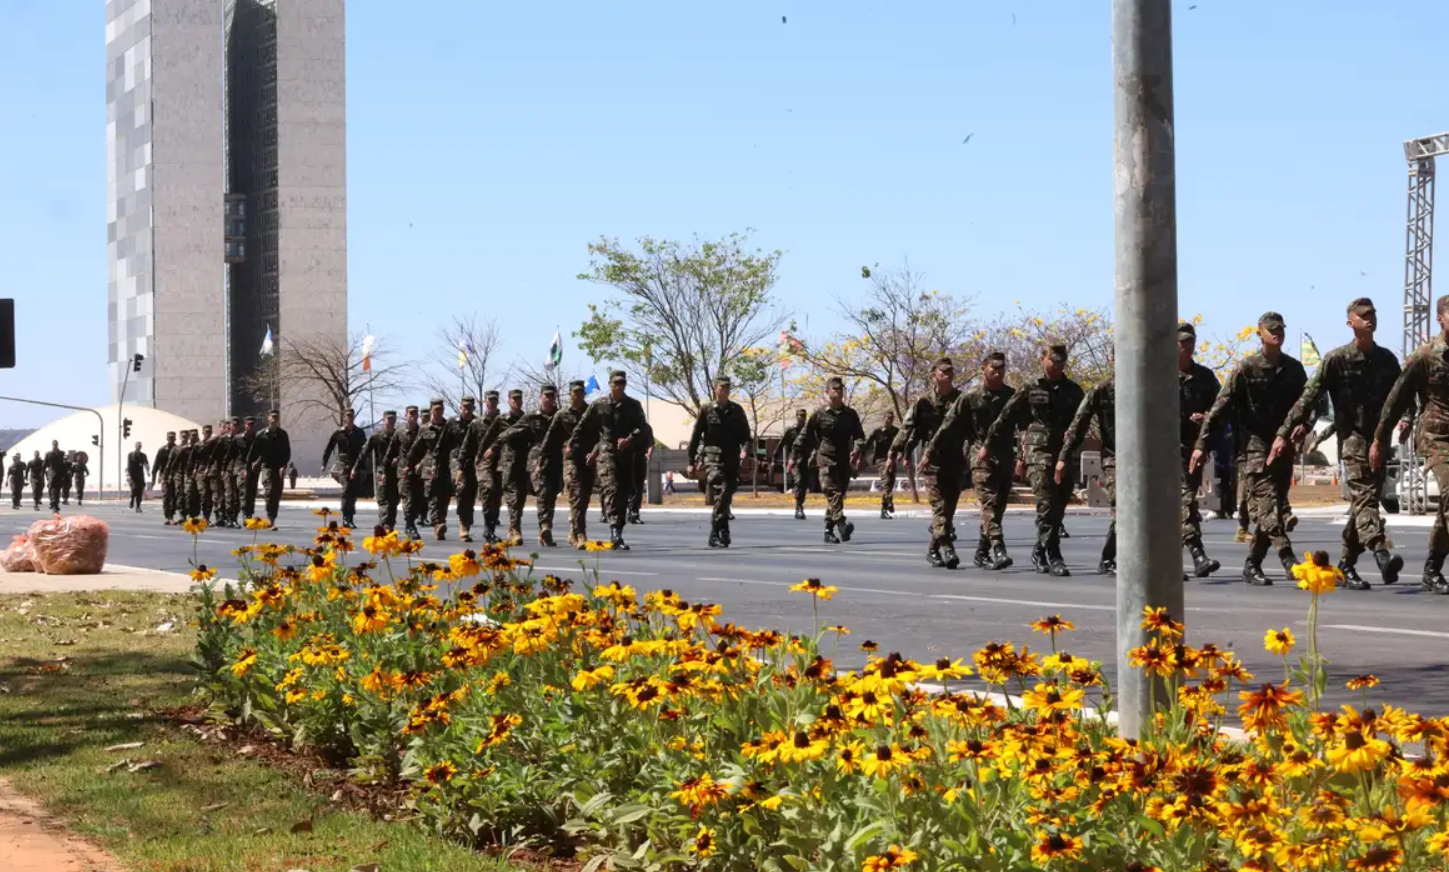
[1098,529,1117,575]
[1279,550,1297,581]
[927,544,944,567]
[628,510,644,525]
[1188,540,1220,578]
[1047,544,1071,578]
[939,540,961,570]
[1339,560,1370,591]
[990,539,1014,570]
[1285,512,1298,533]
[1374,549,1403,585]
[794,506,806,520]
[824,523,840,545]
[1242,557,1271,586]
[1058,524,1070,539]
[435,524,448,542]
[973,537,990,568]
[880,507,891,520]
[708,522,722,549]
[719,522,732,547]
[610,525,630,551]
[1423,553,1448,594]
[460,526,474,543]
[539,529,556,548]
[1031,543,1048,573]
[405,524,421,540]
[839,519,855,542]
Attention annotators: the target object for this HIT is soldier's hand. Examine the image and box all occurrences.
[1290,424,1307,445]
[1054,460,1066,485]
[885,456,895,474]
[1267,437,1287,466]
[1370,440,1384,471]
[483,448,494,462]
[1188,449,1205,474]
[618,436,632,451]
[976,446,988,464]
[1190,412,1206,424]
[1398,420,1411,444]
[1014,459,1026,479]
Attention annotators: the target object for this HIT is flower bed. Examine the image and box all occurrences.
[192,514,1449,871]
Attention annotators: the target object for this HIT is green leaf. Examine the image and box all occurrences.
[783,855,810,870]
[1136,815,1165,838]
[611,804,653,825]
[845,820,887,852]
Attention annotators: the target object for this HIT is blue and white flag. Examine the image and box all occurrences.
[260,325,274,357]
[584,375,600,395]
[546,329,563,371]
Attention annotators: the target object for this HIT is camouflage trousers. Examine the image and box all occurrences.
[72,474,86,504]
[210,471,226,520]
[819,462,851,526]
[598,453,635,529]
[704,460,740,528]
[338,472,362,524]
[1244,454,1293,561]
[1238,456,1292,529]
[1026,463,1071,552]
[127,476,143,508]
[789,463,810,508]
[564,461,595,544]
[47,478,62,512]
[222,471,240,522]
[926,465,963,547]
[877,460,897,512]
[1180,450,1205,545]
[1340,438,1388,564]
[478,464,503,529]
[453,468,478,532]
[426,470,453,534]
[29,479,42,508]
[533,465,562,536]
[503,463,531,535]
[972,460,1013,542]
[261,466,284,521]
[401,472,425,530]
[193,471,214,519]
[242,468,260,519]
[1101,456,1117,544]
[162,474,178,519]
[375,471,400,530]
[9,480,21,509]
[1428,459,1449,555]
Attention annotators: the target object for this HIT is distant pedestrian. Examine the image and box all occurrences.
[43,441,66,513]
[60,452,74,504]
[71,454,89,505]
[7,453,25,509]
[27,451,43,510]
[127,441,150,511]
[664,470,676,495]
[287,462,298,490]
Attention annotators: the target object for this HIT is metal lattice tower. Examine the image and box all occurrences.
[1401,133,1449,514]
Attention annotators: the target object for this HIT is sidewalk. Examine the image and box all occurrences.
[0,779,125,872]
[0,564,194,593]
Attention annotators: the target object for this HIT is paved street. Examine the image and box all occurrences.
[5,501,1449,717]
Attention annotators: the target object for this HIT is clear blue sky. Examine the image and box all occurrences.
[2,1,1446,427]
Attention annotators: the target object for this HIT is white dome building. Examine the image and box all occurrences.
[6,405,202,492]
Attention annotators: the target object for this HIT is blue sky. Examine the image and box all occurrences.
[2,1,1447,427]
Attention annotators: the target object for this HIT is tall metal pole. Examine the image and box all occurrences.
[118,364,132,500]
[1112,0,1184,738]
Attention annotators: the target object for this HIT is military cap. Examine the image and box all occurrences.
[983,351,1006,364]
[508,389,524,400]
[229,416,241,425]
[344,407,356,415]
[202,423,213,431]
[569,379,586,391]
[460,395,476,406]
[405,404,419,413]
[609,369,627,382]
[540,384,558,395]
[1258,311,1286,331]
[1348,297,1375,314]
[1177,321,1197,340]
[796,408,808,416]
[429,398,445,408]
[484,390,500,401]
[932,356,954,371]
[166,430,176,436]
[243,416,255,424]
[1043,343,1068,360]
[383,410,397,418]
[826,376,846,389]
[267,409,280,416]
[713,375,731,386]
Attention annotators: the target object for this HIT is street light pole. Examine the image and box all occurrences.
[1112,0,1183,738]
[118,362,132,501]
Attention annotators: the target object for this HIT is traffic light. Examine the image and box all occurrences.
[123,418,133,438]
[0,299,13,369]
[91,435,99,447]
[132,353,144,372]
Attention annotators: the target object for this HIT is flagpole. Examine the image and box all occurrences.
[366,323,376,427]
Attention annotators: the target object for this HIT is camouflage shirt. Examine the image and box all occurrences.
[322,426,367,477]
[930,384,1017,471]
[499,411,554,475]
[777,423,808,465]
[544,404,589,465]
[1178,362,1221,451]
[392,425,421,478]
[1282,341,1401,448]
[570,395,650,462]
[405,420,449,480]
[892,388,962,458]
[1377,336,1449,448]
[364,429,398,478]
[985,375,1086,466]
[802,404,865,469]
[863,424,898,465]
[1195,351,1307,459]
[688,400,752,466]
[1061,380,1116,464]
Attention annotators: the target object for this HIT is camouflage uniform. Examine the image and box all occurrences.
[173,435,197,519]
[322,422,368,527]
[1178,350,1222,549]
[26,455,43,509]
[8,456,25,509]
[1377,333,1449,592]
[801,400,865,541]
[1196,342,1307,582]
[394,416,424,536]
[193,431,217,521]
[985,373,1084,573]
[1061,380,1116,573]
[406,410,452,539]
[1282,329,1402,583]
[448,405,480,540]
[234,426,259,521]
[777,413,810,517]
[363,418,401,531]
[687,387,752,546]
[153,436,176,520]
[219,423,241,525]
[544,388,592,547]
[71,459,89,505]
[473,403,523,539]
[569,374,651,549]
[894,385,963,563]
[935,380,1016,568]
[247,422,292,523]
[498,405,556,545]
[627,436,650,524]
[864,420,899,517]
[207,431,229,523]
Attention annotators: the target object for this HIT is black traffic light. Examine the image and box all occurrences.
[123,418,133,438]
[0,298,14,369]
[91,435,99,447]
[132,353,144,372]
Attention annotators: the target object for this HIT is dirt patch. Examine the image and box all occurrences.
[0,778,124,872]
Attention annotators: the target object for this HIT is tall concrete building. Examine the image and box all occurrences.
[106,0,346,469]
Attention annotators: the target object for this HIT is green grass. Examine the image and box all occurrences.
[0,591,523,872]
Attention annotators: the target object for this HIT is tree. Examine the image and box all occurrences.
[239,333,409,426]
[792,261,976,422]
[421,314,503,413]
[575,231,788,417]
[978,303,1115,389]
[507,357,593,408]
[730,346,781,496]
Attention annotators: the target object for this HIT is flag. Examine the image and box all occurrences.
[779,329,804,355]
[1301,333,1321,368]
[584,375,600,396]
[546,329,563,371]
[457,345,467,370]
[360,334,374,372]
[260,325,274,357]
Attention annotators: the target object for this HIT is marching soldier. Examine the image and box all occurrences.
[627,432,651,525]
[1274,298,1403,589]
[447,397,480,541]
[493,390,533,545]
[363,410,401,531]
[395,406,424,539]
[476,390,523,542]
[43,440,66,513]
[688,375,752,548]
[322,408,367,528]
[27,450,44,510]
[864,411,899,519]
[491,385,562,546]
[530,388,566,547]
[1191,312,1308,585]
[70,453,88,506]
[173,431,196,521]
[570,370,651,550]
[777,409,810,519]
[217,418,241,526]
[405,400,452,540]
[233,419,258,522]
[800,377,866,545]
[892,358,963,566]
[209,421,233,525]
[984,344,1085,577]
[1177,322,1223,578]
[60,452,73,505]
[930,351,1016,570]
[153,432,176,520]
[7,453,25,509]
[1058,377,1116,574]
[126,441,149,511]
[1373,294,1449,594]
[247,411,292,526]
[193,424,217,521]
[545,380,594,548]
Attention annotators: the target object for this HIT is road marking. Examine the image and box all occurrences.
[928,593,1115,612]
[533,566,660,577]
[1321,623,1449,639]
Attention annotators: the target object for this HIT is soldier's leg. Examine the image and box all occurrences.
[1243,465,1288,581]
[429,475,452,539]
[485,468,504,530]
[11,483,20,509]
[456,472,477,538]
[48,479,61,512]
[578,466,597,544]
[1423,462,1449,593]
[600,462,629,547]
[504,472,524,541]
[1026,465,1053,568]
[384,475,400,530]
[264,468,282,521]
[31,480,40,508]
[244,470,259,519]
[1180,460,1219,577]
[1100,461,1117,571]
[706,463,728,542]
[536,471,559,545]
[792,468,808,515]
[628,458,647,521]
[926,474,950,559]
[62,477,70,503]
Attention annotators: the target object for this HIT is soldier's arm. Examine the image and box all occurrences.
[849,412,867,454]
[1059,389,1098,465]
[1376,351,1424,444]
[889,401,920,457]
[1279,357,1331,441]
[686,406,707,463]
[731,407,752,450]
[321,433,336,468]
[1194,365,1242,453]
[983,389,1028,446]
[925,395,972,462]
[569,405,601,457]
[799,413,821,455]
[278,433,292,470]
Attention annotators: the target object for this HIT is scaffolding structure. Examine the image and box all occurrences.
[1401,133,1449,514]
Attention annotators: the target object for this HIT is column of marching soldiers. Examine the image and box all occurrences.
[10,294,1449,594]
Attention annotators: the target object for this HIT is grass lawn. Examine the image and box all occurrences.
[0,590,523,872]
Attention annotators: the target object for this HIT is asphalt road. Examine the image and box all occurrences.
[6,500,1449,717]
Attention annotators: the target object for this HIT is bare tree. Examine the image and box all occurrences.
[238,333,409,426]
[507,357,593,408]
[422,314,504,412]
[980,303,1114,389]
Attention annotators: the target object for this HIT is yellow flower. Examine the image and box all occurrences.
[189,564,216,582]
[230,648,257,677]
[583,540,614,552]
[1022,681,1085,713]
[1346,674,1380,691]
[570,665,615,692]
[1030,615,1074,635]
[1264,627,1296,656]
[352,604,391,635]
[688,826,717,859]
[363,530,401,556]
[1292,551,1342,595]
[859,743,908,779]
[182,516,208,535]
[423,761,457,784]
[790,578,838,600]
[1427,829,1449,859]
[1326,730,1392,773]
[1140,606,1184,639]
[1030,833,1083,864]
[245,517,273,531]
[862,845,918,871]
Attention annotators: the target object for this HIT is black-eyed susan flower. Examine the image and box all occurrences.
[1030,615,1075,635]
[422,761,457,784]
[1238,682,1305,734]
[1029,832,1082,864]
[244,517,273,531]
[859,743,907,779]
[230,648,257,677]
[862,845,918,871]
[1325,730,1392,773]
[688,826,717,859]
[182,516,208,535]
[1347,674,1380,691]
[1140,606,1184,639]
[789,578,838,600]
[1264,627,1296,656]
[189,564,216,582]
[1293,550,1342,595]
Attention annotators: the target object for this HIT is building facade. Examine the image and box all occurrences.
[106,0,346,469]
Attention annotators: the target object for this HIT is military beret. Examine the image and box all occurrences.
[405,405,419,413]
[509,389,524,399]
[1177,321,1197,340]
[1348,297,1375,314]
[1258,311,1286,331]
[933,356,954,370]
[569,380,586,391]
[429,398,445,408]
[609,370,627,382]
[984,351,1006,364]
[484,390,500,400]
[460,395,476,405]
[541,384,558,395]
[383,410,397,418]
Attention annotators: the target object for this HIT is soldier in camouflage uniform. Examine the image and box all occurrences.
[322,409,367,529]
[7,453,24,510]
[193,424,217,522]
[1374,293,1449,594]
[570,370,651,550]
[169,431,193,522]
[932,352,1015,570]
[492,385,562,546]
[544,380,593,548]
[864,411,899,519]
[1192,312,1307,585]
[363,410,400,531]
[1058,378,1116,574]
[891,357,963,567]
[217,418,240,526]
[235,418,259,521]
[1177,322,1223,578]
[206,421,229,525]
[405,400,453,540]
[494,390,537,545]
[477,391,523,542]
[395,406,424,538]
[27,451,43,510]
[1276,298,1404,589]
[153,431,176,521]
[448,397,480,541]
[778,409,810,519]
[800,377,866,545]
[984,344,1084,577]
[688,376,752,548]
[247,412,291,526]
[627,433,651,525]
